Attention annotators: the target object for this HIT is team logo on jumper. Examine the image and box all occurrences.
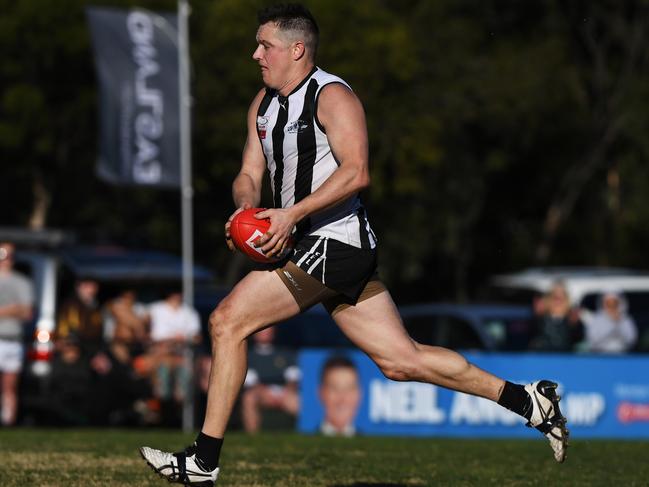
[257,116,269,139]
[287,119,310,134]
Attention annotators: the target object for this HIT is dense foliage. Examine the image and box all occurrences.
[2,0,649,301]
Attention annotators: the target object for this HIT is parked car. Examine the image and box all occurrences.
[399,303,534,351]
[489,267,649,352]
[272,301,533,352]
[274,304,352,349]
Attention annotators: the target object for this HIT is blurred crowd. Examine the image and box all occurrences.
[529,280,638,353]
[0,241,641,433]
[47,280,203,427]
[1,241,207,427]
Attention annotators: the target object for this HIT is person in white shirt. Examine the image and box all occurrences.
[582,291,638,353]
[147,291,201,403]
[0,242,33,426]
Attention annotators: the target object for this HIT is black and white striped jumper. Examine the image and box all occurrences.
[255,67,377,250]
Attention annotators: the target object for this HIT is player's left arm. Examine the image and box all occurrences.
[257,83,370,256]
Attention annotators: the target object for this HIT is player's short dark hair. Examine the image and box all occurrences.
[257,3,319,60]
[320,355,358,382]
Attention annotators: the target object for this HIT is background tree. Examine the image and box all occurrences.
[2,0,649,302]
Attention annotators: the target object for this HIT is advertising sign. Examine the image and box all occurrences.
[87,7,180,187]
[299,350,649,438]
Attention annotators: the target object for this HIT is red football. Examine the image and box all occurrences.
[229,208,293,263]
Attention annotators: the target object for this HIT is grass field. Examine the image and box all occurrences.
[0,429,647,486]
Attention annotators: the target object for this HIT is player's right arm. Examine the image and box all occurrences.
[226,88,268,251]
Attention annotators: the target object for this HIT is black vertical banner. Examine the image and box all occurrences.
[87,7,180,187]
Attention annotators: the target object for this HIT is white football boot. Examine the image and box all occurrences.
[140,444,219,486]
[524,380,569,463]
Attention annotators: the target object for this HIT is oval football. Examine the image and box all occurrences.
[230,208,274,263]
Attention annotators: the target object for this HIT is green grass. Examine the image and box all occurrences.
[0,429,647,486]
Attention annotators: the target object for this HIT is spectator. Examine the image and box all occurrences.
[47,331,92,425]
[582,291,637,353]
[0,242,34,426]
[88,338,154,426]
[241,327,300,433]
[57,279,104,355]
[529,281,584,352]
[318,356,361,437]
[104,289,149,350]
[147,291,200,404]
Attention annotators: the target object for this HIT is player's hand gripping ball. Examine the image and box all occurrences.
[229,208,294,263]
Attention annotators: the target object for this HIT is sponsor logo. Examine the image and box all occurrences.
[257,116,268,139]
[245,229,266,257]
[614,384,649,400]
[368,382,611,428]
[282,271,302,291]
[370,381,446,424]
[618,402,649,423]
[126,12,164,184]
[303,250,321,267]
[287,119,310,134]
[564,393,606,426]
[369,382,520,426]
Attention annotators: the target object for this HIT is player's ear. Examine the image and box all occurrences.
[292,41,305,61]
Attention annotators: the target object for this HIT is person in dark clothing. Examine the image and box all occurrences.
[56,279,104,355]
[46,332,92,425]
[240,327,300,432]
[529,281,584,352]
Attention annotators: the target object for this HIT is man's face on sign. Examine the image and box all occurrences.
[319,365,361,430]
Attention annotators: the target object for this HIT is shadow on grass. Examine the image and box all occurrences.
[330,484,420,487]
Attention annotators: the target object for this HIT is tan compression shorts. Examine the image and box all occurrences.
[276,260,386,316]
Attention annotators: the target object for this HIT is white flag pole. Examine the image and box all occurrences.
[178,0,195,433]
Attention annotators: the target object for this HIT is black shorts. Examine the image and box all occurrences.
[289,235,377,300]
[273,235,385,313]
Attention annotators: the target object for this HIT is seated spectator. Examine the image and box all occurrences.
[104,289,149,349]
[47,331,92,425]
[51,290,155,426]
[147,290,201,404]
[104,289,150,369]
[582,291,638,353]
[241,327,300,433]
[529,281,584,352]
[57,279,104,355]
[88,337,155,426]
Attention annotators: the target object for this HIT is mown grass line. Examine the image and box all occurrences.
[0,429,648,486]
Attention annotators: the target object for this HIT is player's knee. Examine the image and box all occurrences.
[208,303,242,343]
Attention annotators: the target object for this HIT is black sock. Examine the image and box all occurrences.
[194,432,223,471]
[497,381,533,420]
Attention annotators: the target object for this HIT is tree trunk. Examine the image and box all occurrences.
[28,175,51,230]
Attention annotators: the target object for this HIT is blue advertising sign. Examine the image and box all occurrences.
[299,350,649,438]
